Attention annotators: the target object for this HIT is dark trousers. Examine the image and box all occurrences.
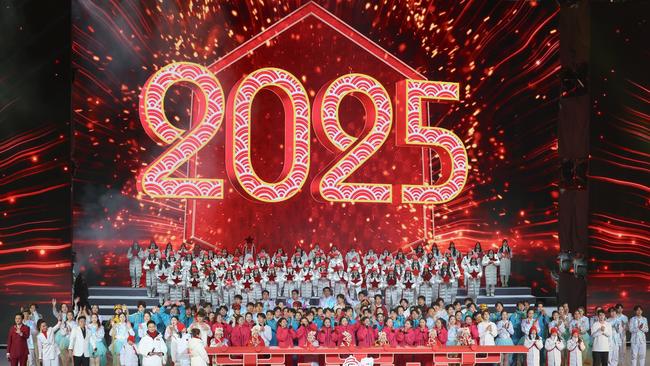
[9,354,28,366]
[73,356,90,366]
[592,351,609,366]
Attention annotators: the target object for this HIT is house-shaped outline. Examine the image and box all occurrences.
[184,1,435,247]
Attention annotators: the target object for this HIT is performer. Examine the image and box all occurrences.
[188,329,209,366]
[524,326,543,366]
[68,316,91,366]
[460,251,472,288]
[481,250,500,297]
[400,268,418,305]
[330,264,348,298]
[447,241,460,261]
[607,307,623,366]
[418,265,437,305]
[629,305,647,366]
[315,262,331,296]
[108,314,133,366]
[240,268,256,304]
[448,259,461,303]
[143,251,159,298]
[163,317,185,365]
[251,267,265,302]
[566,328,586,366]
[436,262,455,305]
[126,242,145,288]
[242,236,255,263]
[614,304,628,366]
[137,321,167,366]
[118,336,137,366]
[221,269,239,305]
[466,257,482,303]
[497,239,512,287]
[544,327,564,366]
[155,255,170,304]
[167,264,185,303]
[591,309,612,366]
[346,265,364,301]
[37,320,62,366]
[478,311,497,345]
[263,264,280,299]
[87,314,107,366]
[202,270,221,306]
[186,267,203,306]
[280,263,298,298]
[297,262,315,299]
[496,311,515,366]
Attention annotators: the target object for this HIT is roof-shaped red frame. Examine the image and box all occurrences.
[207,1,425,80]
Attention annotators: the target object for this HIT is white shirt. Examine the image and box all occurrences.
[188,337,209,366]
[629,316,648,345]
[478,321,498,345]
[119,343,139,366]
[37,323,61,361]
[590,320,612,352]
[137,333,168,366]
[68,326,91,357]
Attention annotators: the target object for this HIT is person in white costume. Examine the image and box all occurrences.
[524,326,543,366]
[37,320,61,366]
[126,242,145,287]
[137,321,167,366]
[481,250,500,297]
[607,307,622,366]
[118,336,138,366]
[591,309,612,366]
[497,239,512,287]
[543,327,564,366]
[188,328,208,366]
[629,305,648,366]
[477,310,498,345]
[614,304,627,366]
[566,328,586,366]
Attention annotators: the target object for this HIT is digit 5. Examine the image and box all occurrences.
[395,79,468,204]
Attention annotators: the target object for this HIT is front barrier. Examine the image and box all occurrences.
[206,345,528,366]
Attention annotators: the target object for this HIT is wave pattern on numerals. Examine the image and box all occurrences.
[138,62,225,199]
[228,68,310,202]
[400,79,467,204]
[315,74,392,203]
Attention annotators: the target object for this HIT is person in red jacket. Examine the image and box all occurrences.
[229,316,251,346]
[294,318,317,347]
[317,318,337,347]
[275,318,295,348]
[416,319,430,346]
[382,319,398,346]
[356,317,378,347]
[7,312,31,366]
[397,320,417,346]
[211,314,232,342]
[334,317,358,346]
[434,319,448,345]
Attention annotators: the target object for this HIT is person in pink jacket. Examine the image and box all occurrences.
[334,317,358,346]
[275,319,295,348]
[229,316,251,346]
[356,317,378,347]
[294,318,317,347]
[317,318,337,347]
[398,321,418,346]
[435,319,449,345]
[383,319,399,346]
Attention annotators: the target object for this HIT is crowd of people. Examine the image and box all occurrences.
[126,239,514,307]
[4,240,647,366]
[6,294,648,366]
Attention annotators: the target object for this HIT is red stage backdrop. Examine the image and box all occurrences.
[72,1,560,293]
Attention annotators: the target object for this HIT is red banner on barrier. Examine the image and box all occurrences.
[206,345,527,366]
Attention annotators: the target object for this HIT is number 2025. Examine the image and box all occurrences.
[137,62,468,205]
